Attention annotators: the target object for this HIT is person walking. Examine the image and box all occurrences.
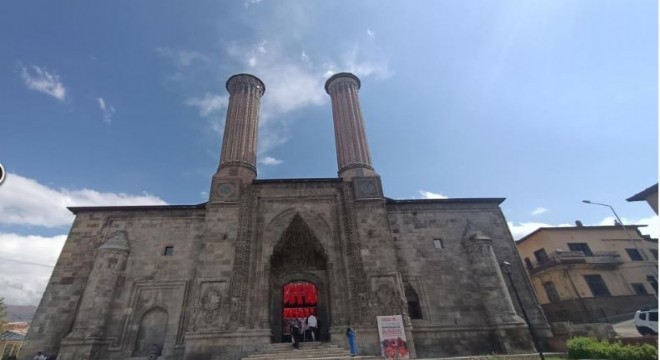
[346,327,357,357]
[307,313,318,341]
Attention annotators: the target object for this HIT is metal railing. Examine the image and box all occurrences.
[527,250,623,274]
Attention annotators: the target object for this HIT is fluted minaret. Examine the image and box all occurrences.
[216,73,265,180]
[325,73,377,180]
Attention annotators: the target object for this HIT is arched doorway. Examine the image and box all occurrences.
[282,281,318,342]
[270,214,330,343]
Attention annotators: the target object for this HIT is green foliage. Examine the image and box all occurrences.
[0,297,6,330]
[567,336,657,360]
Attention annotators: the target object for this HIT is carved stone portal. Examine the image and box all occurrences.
[270,214,330,342]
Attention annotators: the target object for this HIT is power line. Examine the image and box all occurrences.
[0,256,54,268]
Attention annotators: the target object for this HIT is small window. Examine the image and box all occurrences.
[163,246,174,256]
[626,248,644,261]
[433,239,444,249]
[640,313,647,320]
[543,281,561,303]
[651,249,658,260]
[405,285,423,320]
[524,257,533,270]
[584,274,611,297]
[650,312,658,322]
[568,243,593,256]
[534,249,549,264]
[631,283,648,295]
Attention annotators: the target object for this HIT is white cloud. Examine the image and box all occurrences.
[531,207,547,215]
[0,172,167,228]
[301,50,310,64]
[186,93,229,117]
[597,215,659,239]
[367,29,375,38]
[259,156,284,166]
[635,216,659,239]
[185,94,230,134]
[96,97,116,124]
[508,215,659,241]
[244,0,264,8]
[0,233,66,305]
[19,64,67,101]
[156,48,209,68]
[419,190,448,199]
[508,221,573,240]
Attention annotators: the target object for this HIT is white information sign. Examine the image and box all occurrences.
[376,315,410,359]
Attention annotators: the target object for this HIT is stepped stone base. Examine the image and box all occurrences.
[242,342,383,360]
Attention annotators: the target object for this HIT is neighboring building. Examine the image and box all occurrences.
[23,73,550,360]
[517,224,658,324]
[0,323,28,359]
[627,183,658,215]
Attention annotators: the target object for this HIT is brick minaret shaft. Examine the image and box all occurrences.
[216,73,265,180]
[325,73,377,180]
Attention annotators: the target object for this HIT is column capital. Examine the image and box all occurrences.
[226,73,266,96]
[325,72,361,94]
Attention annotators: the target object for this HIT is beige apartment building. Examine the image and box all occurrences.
[517,224,658,323]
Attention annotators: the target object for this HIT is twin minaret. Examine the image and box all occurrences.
[212,72,376,194]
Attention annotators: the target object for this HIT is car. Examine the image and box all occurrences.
[633,308,658,336]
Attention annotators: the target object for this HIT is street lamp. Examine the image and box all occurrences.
[500,261,545,360]
[582,200,658,296]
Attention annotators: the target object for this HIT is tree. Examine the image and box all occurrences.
[0,297,7,331]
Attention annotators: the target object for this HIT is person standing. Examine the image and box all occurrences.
[307,313,318,341]
[346,327,357,357]
[291,320,301,349]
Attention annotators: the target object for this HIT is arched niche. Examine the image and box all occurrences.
[132,307,168,357]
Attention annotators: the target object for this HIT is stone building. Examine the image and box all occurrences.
[22,73,550,359]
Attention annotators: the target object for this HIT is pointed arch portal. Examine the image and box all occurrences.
[270,214,330,343]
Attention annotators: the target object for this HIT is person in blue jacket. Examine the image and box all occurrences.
[346,327,357,357]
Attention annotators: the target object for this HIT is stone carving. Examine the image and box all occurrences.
[339,183,372,323]
[225,187,256,328]
[195,282,225,328]
[270,214,327,272]
[353,177,382,199]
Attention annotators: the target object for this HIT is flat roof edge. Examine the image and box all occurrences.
[386,198,505,205]
[68,203,207,214]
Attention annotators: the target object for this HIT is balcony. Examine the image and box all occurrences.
[527,250,623,275]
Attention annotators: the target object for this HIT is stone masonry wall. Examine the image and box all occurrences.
[23,208,206,360]
[386,199,551,356]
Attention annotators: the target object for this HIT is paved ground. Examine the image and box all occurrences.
[612,315,640,338]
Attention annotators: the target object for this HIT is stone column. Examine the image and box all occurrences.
[217,73,265,180]
[462,231,522,325]
[463,231,530,354]
[325,73,376,180]
[59,232,129,360]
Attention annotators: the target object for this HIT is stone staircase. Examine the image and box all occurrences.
[241,342,383,360]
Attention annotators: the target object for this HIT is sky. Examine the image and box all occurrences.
[0,0,657,306]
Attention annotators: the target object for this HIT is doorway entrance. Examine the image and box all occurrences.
[282,281,318,342]
[269,214,330,343]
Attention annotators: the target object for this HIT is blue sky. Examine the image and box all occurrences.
[0,0,657,305]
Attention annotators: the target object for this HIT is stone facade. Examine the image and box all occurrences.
[22,73,550,359]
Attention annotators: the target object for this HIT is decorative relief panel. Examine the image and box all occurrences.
[224,185,255,328]
[193,280,227,330]
[370,274,409,324]
[113,281,188,350]
[211,178,241,203]
[339,183,372,323]
[353,176,383,199]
